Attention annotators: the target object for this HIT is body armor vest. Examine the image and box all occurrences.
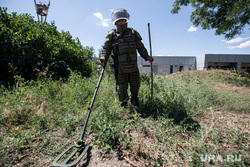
[113,28,138,73]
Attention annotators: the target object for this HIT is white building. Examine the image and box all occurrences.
[138,54,250,74]
[138,56,196,75]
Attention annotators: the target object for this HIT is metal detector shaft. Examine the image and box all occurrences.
[77,66,105,145]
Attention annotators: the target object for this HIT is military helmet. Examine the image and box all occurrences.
[111,8,130,25]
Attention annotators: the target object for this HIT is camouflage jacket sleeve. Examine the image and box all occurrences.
[133,29,150,61]
[100,29,115,61]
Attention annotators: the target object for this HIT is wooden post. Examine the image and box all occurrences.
[148,23,153,99]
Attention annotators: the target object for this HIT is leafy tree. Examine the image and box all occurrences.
[0,7,94,86]
[171,0,250,39]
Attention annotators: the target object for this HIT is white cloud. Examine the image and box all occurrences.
[93,12,111,27]
[222,37,250,44]
[227,40,250,49]
[187,26,198,32]
[93,12,103,20]
[99,19,111,27]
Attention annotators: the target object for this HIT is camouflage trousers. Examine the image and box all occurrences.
[117,66,140,103]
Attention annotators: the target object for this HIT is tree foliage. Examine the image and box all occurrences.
[171,0,250,39]
[0,7,94,86]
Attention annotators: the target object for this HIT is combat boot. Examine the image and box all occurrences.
[131,98,139,106]
[121,101,128,107]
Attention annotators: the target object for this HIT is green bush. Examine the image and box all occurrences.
[0,7,94,86]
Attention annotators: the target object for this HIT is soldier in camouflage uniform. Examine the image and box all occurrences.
[99,8,154,107]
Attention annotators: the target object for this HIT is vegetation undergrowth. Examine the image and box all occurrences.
[0,69,249,166]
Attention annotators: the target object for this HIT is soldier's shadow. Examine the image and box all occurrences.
[135,97,200,132]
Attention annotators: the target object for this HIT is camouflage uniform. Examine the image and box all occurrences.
[100,23,150,106]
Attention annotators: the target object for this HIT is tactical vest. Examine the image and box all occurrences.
[112,28,138,73]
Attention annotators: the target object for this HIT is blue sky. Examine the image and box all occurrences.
[1,0,250,57]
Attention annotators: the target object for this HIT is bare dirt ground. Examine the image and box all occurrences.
[77,128,151,167]
[78,145,144,167]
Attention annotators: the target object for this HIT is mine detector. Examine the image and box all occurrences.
[52,65,106,167]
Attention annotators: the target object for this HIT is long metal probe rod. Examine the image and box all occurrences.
[148,23,153,99]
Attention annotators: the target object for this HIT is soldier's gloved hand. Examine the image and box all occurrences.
[147,57,154,63]
[99,59,105,67]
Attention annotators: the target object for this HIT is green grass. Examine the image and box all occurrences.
[0,69,249,166]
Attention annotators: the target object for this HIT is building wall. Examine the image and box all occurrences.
[138,56,196,75]
[138,54,250,75]
[203,54,250,72]
[196,54,206,70]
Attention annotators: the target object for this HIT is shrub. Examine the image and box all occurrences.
[0,7,94,86]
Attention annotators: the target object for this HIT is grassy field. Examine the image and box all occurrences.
[0,69,249,166]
